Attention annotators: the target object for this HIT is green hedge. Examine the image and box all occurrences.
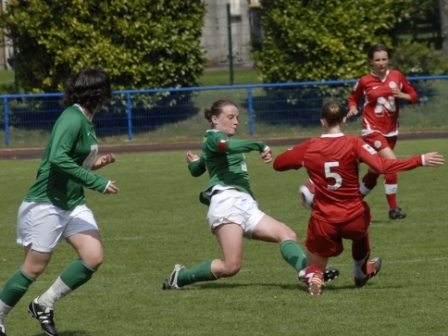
[0,0,206,92]
[254,0,411,83]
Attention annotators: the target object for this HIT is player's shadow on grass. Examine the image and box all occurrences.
[197,282,362,291]
[32,331,91,336]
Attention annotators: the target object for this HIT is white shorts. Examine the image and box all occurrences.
[207,189,265,239]
[17,201,99,253]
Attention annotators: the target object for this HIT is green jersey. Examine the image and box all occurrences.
[24,105,109,210]
[188,129,268,206]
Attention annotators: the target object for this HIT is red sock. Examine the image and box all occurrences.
[362,171,380,192]
[304,266,323,285]
[352,235,370,262]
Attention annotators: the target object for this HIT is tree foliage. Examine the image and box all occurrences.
[0,0,206,92]
[254,0,412,83]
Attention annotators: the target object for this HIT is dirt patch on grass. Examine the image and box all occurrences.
[0,131,446,160]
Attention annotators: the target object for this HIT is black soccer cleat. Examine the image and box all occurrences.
[298,267,339,283]
[28,297,59,336]
[162,264,186,290]
[389,207,406,220]
[323,267,339,282]
[354,257,382,288]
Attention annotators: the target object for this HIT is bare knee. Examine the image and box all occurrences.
[81,252,103,270]
[22,264,47,279]
[221,260,242,277]
[22,248,52,279]
[279,225,297,243]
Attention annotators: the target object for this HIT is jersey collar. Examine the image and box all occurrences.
[321,133,344,138]
[370,69,390,82]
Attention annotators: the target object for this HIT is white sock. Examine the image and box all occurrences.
[353,253,369,278]
[0,300,12,323]
[384,183,398,195]
[359,183,372,196]
[38,277,72,308]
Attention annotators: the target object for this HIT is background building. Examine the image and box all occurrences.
[200,0,256,67]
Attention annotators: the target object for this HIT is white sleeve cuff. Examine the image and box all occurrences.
[102,180,111,194]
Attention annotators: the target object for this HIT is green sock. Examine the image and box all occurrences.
[0,268,35,307]
[280,240,306,271]
[177,260,217,287]
[60,260,96,290]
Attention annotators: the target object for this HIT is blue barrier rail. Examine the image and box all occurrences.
[1,76,448,146]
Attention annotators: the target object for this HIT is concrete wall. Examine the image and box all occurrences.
[201,0,253,66]
[0,0,257,71]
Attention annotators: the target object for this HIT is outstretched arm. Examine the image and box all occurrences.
[218,138,268,154]
[273,140,311,171]
[357,139,443,173]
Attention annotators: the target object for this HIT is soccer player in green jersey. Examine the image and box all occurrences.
[0,68,119,336]
[162,99,339,290]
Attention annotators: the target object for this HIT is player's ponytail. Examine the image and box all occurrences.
[321,100,345,127]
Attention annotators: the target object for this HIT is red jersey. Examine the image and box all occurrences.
[273,134,423,223]
[348,70,418,137]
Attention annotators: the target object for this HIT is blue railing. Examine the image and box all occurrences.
[1,76,448,146]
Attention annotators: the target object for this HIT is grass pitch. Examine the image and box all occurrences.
[0,138,447,336]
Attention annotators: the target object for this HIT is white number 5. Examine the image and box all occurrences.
[324,162,342,190]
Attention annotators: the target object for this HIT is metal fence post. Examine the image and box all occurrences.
[3,97,10,145]
[247,86,254,135]
[226,3,234,86]
[126,92,133,140]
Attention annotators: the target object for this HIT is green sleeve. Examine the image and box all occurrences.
[49,116,109,193]
[188,156,206,177]
[224,138,267,154]
[205,132,267,154]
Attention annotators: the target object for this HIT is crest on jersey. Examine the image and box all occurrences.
[363,144,377,155]
[389,81,397,89]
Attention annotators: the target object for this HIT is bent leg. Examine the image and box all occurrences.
[252,215,306,271]
[177,223,244,287]
[211,223,244,278]
[0,245,50,317]
[360,170,380,196]
[378,146,400,211]
[37,230,102,308]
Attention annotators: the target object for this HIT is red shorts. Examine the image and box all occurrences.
[363,132,397,151]
[305,205,371,258]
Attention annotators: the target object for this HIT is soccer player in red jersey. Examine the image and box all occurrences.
[347,43,419,220]
[273,100,444,295]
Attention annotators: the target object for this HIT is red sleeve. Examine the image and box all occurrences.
[400,73,418,104]
[348,79,364,108]
[273,140,311,171]
[355,138,422,173]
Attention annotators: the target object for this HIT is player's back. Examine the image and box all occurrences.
[304,134,366,223]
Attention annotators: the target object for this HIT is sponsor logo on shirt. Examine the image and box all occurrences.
[389,81,397,89]
[363,144,377,155]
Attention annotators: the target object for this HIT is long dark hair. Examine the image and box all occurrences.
[63,68,112,111]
